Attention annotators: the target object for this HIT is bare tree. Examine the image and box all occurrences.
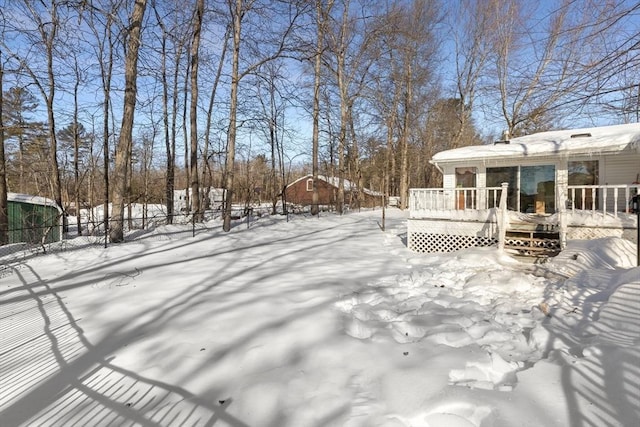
[152,1,192,223]
[323,0,381,213]
[253,63,283,214]
[311,0,333,216]
[449,0,496,147]
[110,0,148,242]
[0,1,66,223]
[223,0,243,231]
[0,49,8,245]
[367,0,440,209]
[486,0,637,135]
[565,1,640,122]
[202,23,230,210]
[85,0,122,240]
[70,53,87,235]
[154,3,176,223]
[223,0,306,231]
[189,0,205,222]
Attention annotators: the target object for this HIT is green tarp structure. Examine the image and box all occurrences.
[6,193,61,245]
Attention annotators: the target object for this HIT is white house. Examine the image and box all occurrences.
[408,123,640,255]
[174,188,225,212]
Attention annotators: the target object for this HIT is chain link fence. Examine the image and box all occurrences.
[0,206,266,264]
[0,200,369,271]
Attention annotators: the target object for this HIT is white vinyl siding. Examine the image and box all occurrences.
[602,153,640,211]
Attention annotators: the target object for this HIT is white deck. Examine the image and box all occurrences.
[408,185,639,253]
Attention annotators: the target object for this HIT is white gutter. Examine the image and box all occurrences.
[428,159,444,175]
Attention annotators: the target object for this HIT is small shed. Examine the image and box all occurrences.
[7,193,62,244]
[284,174,383,209]
[174,188,225,212]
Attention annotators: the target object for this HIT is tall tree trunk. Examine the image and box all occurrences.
[170,39,185,219]
[110,0,147,242]
[73,58,82,235]
[336,0,350,215]
[0,51,8,245]
[399,61,412,210]
[190,0,204,222]
[223,0,243,232]
[18,112,25,193]
[155,7,174,224]
[162,40,174,224]
[311,0,328,216]
[90,6,115,241]
[269,80,278,215]
[385,84,399,199]
[183,50,191,213]
[203,25,230,211]
[348,105,361,210]
[41,2,64,228]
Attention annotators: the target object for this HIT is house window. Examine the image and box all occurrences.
[456,167,477,209]
[568,160,598,185]
[568,160,598,209]
[306,178,313,192]
[455,167,476,187]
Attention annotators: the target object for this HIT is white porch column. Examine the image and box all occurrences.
[557,159,568,249]
[497,182,509,252]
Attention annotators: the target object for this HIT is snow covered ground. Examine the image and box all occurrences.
[1,208,638,427]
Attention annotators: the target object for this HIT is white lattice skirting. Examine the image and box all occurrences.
[567,225,638,243]
[408,218,498,253]
[408,219,638,253]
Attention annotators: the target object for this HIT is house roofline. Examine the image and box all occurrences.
[285,174,383,196]
[431,123,640,166]
[8,193,63,214]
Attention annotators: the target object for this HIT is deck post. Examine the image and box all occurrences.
[497,182,509,252]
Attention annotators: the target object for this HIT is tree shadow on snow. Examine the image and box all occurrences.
[0,263,250,427]
[539,266,640,427]
[0,214,398,426]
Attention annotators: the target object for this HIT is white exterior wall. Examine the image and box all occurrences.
[602,153,640,185]
[602,153,640,212]
[442,165,456,189]
[476,165,486,188]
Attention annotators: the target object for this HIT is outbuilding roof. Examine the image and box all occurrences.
[431,123,640,164]
[8,193,62,213]
[287,174,383,196]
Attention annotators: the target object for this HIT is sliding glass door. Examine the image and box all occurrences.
[486,167,518,210]
[486,165,556,213]
[521,165,555,213]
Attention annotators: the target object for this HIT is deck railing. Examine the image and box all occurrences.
[409,186,505,213]
[411,184,639,218]
[567,184,639,217]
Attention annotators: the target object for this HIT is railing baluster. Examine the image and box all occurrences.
[570,188,575,212]
[411,184,637,219]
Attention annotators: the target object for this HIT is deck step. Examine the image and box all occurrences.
[504,228,560,257]
[507,221,559,233]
